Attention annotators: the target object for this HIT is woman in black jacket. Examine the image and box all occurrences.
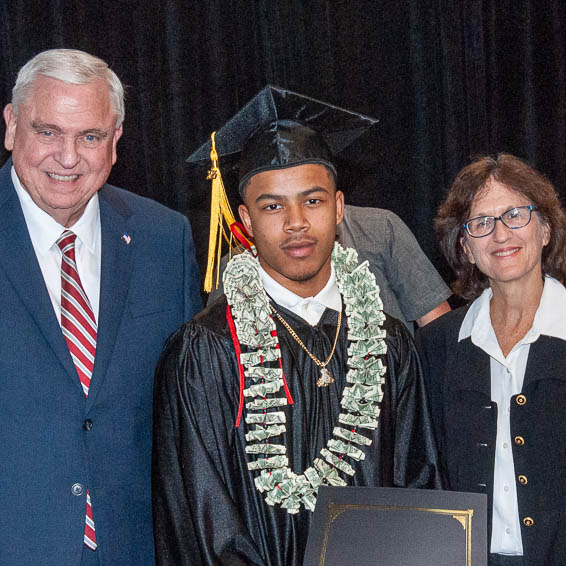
[417,153,566,566]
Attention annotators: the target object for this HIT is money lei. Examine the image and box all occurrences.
[223,243,387,514]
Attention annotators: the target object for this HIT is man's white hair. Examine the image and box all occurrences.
[11,48,125,127]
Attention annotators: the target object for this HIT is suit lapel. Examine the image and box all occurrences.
[0,161,80,386]
[86,186,134,407]
[451,336,491,397]
[524,335,566,389]
[437,309,491,397]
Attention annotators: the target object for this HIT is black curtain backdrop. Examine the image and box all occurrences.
[2,1,566,286]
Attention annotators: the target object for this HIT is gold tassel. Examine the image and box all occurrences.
[204,131,248,292]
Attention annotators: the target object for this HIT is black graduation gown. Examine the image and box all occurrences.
[152,296,442,566]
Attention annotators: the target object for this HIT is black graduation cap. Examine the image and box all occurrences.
[187,84,378,194]
[187,85,378,292]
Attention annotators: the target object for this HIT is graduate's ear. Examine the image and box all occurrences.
[238,204,254,238]
[335,189,344,225]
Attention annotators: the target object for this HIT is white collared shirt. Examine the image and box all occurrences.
[258,264,342,325]
[459,276,566,555]
[12,166,102,323]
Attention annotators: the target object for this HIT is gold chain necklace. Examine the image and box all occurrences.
[269,304,342,387]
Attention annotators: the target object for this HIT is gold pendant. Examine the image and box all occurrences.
[317,367,335,387]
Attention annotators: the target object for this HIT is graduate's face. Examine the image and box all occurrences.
[4,75,122,227]
[239,163,344,298]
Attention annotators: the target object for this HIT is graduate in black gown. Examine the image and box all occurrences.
[152,87,442,565]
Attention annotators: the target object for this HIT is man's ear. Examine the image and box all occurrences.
[335,189,344,225]
[238,203,254,239]
[3,104,16,151]
[111,124,123,165]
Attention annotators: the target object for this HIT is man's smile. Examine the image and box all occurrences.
[47,172,80,182]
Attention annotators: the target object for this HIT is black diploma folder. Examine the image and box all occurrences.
[303,487,487,566]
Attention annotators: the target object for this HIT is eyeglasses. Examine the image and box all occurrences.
[463,205,537,238]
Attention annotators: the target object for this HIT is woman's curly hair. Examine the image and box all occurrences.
[435,153,566,300]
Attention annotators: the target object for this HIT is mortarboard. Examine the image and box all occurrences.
[187,85,378,191]
[187,85,378,292]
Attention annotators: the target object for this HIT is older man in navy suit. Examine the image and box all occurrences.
[0,49,201,566]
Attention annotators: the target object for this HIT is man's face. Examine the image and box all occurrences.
[239,163,344,298]
[3,75,122,227]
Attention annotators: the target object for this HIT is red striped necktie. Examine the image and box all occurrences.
[56,230,97,550]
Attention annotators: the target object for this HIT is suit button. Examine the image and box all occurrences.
[516,394,526,406]
[71,483,84,496]
[518,475,528,485]
[514,436,525,446]
[523,516,534,527]
[83,419,93,431]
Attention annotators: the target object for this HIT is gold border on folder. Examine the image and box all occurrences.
[319,502,474,566]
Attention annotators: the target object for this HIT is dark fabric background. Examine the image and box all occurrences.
[2,1,565,286]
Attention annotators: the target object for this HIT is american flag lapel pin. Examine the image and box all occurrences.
[121,233,132,245]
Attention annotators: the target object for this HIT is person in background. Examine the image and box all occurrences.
[417,153,566,566]
[0,48,201,566]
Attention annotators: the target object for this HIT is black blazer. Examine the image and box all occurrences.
[417,307,566,566]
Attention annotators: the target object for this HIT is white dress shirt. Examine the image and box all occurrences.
[459,276,566,555]
[259,264,342,325]
[12,166,102,323]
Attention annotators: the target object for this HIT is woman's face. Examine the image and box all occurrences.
[461,179,550,288]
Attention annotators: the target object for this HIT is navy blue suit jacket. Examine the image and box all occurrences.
[0,159,201,566]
